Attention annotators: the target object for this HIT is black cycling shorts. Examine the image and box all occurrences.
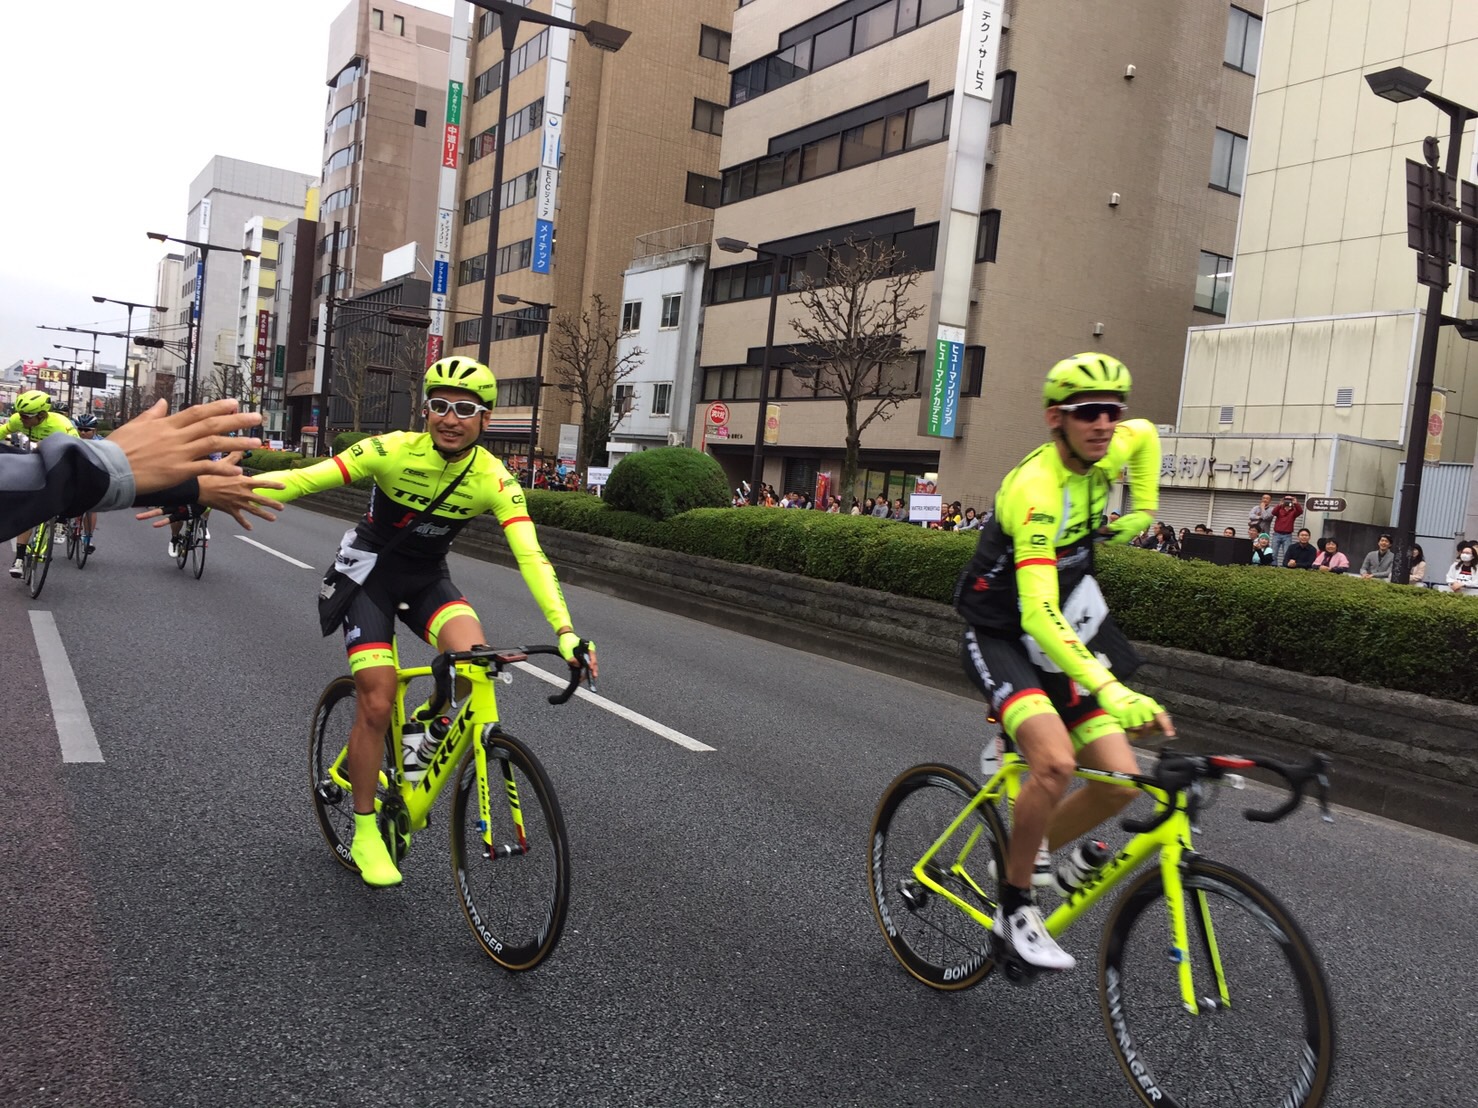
[341,558,477,672]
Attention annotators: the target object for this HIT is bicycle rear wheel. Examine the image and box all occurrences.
[867,763,1004,991]
[75,522,88,570]
[1099,858,1335,1108]
[450,729,570,971]
[191,528,207,578]
[309,676,393,873]
[175,523,190,570]
[28,526,51,599]
[65,520,78,562]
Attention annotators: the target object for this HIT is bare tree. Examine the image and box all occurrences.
[333,334,378,432]
[790,237,928,501]
[546,293,644,471]
[202,360,249,404]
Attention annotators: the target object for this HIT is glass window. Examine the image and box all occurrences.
[1196,251,1232,314]
[700,25,731,63]
[782,149,802,187]
[801,134,841,179]
[1210,128,1248,193]
[883,112,908,154]
[371,8,383,30]
[745,264,771,299]
[906,99,948,148]
[661,295,682,329]
[693,98,724,136]
[891,225,937,272]
[812,22,853,70]
[853,2,898,52]
[652,382,673,416]
[896,0,921,31]
[1225,7,1262,74]
[738,163,758,200]
[393,13,404,35]
[840,119,886,169]
[721,168,742,205]
[414,108,427,127]
[919,0,959,22]
[755,154,785,195]
[963,346,985,397]
[992,71,1016,124]
[621,301,642,333]
[685,172,721,208]
[975,209,1000,263]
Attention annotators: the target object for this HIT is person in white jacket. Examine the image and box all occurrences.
[1445,542,1478,596]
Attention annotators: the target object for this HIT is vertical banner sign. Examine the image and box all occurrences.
[1424,391,1446,462]
[764,403,781,445]
[531,4,573,276]
[254,309,271,388]
[273,344,285,385]
[928,325,965,436]
[193,259,204,320]
[431,6,469,366]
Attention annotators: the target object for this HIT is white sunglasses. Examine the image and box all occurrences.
[426,397,489,419]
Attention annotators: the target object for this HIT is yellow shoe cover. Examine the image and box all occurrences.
[350,813,403,887]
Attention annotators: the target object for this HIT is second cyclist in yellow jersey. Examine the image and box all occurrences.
[7,390,79,578]
[258,357,587,888]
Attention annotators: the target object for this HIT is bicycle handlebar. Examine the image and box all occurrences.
[429,641,597,712]
[1120,751,1332,835]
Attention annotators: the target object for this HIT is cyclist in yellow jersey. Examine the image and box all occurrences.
[954,353,1174,971]
[8,391,79,579]
[257,357,587,887]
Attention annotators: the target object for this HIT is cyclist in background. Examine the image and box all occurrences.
[253,356,590,888]
[954,353,1174,972]
[7,390,79,578]
[73,413,102,554]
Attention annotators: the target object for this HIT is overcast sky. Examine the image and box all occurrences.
[0,0,456,371]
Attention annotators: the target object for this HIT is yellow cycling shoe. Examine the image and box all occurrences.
[350,813,403,887]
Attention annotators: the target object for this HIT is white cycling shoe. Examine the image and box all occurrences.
[994,902,1076,971]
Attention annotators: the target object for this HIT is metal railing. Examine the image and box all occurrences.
[632,219,713,262]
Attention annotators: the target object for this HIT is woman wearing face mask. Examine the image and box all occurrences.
[1446,542,1478,596]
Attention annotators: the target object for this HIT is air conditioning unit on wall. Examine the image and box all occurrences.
[668,431,686,446]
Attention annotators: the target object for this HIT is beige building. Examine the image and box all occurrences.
[701,0,1256,509]
[303,0,453,436]
[1174,0,1478,552]
[447,0,733,461]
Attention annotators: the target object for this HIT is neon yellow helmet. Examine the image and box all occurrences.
[1042,352,1132,407]
[424,356,497,406]
[15,389,52,416]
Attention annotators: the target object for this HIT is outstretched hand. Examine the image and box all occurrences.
[108,399,265,494]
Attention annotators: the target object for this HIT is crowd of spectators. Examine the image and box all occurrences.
[729,481,986,530]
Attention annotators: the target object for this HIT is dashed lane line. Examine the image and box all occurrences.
[512,661,715,752]
[28,611,103,763]
[237,535,314,569]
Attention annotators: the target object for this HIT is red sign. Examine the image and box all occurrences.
[425,335,444,367]
[708,402,729,427]
[442,124,460,168]
[1429,412,1444,436]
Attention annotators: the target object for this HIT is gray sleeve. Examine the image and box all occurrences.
[85,439,137,512]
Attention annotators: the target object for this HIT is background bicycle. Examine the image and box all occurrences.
[173,510,207,578]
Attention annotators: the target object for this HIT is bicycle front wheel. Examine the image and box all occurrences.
[65,521,78,562]
[867,763,1004,991]
[450,729,570,971]
[28,527,52,599]
[1099,858,1335,1108]
[191,528,207,578]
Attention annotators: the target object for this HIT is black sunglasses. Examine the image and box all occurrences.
[1057,401,1128,423]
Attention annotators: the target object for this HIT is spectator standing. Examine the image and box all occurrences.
[1269,495,1303,566]
[1285,528,1318,569]
[1445,542,1478,596]
[1314,538,1350,574]
[1222,526,1237,538]
[1248,493,1276,535]
[1408,544,1427,587]
[1359,534,1395,582]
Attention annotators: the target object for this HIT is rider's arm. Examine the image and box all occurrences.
[1011,513,1118,695]
[0,436,126,542]
[251,433,393,503]
[1098,419,1160,544]
[489,465,573,634]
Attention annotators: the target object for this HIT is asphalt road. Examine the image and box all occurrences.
[3,503,1475,1108]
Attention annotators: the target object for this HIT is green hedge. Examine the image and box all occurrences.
[334,431,372,455]
[604,447,731,521]
[523,493,1478,704]
[242,450,307,472]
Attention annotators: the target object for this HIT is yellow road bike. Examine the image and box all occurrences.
[311,639,595,970]
[868,737,1336,1107]
[19,517,56,598]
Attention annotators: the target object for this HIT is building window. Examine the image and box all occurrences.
[699,25,730,63]
[692,98,725,136]
[621,301,642,333]
[1225,6,1262,74]
[371,8,383,30]
[707,220,941,306]
[467,97,543,163]
[660,294,682,329]
[393,13,404,35]
[685,172,721,208]
[1196,250,1232,315]
[322,187,354,213]
[324,144,359,174]
[472,28,549,102]
[963,346,985,397]
[457,238,534,285]
[614,383,636,416]
[464,169,540,224]
[652,382,673,416]
[991,71,1015,125]
[414,108,427,127]
[1210,127,1248,194]
[975,209,1000,263]
[328,101,362,133]
[729,0,962,105]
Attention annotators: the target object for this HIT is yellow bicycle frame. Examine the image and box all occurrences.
[912,752,1228,1015]
[324,640,529,859]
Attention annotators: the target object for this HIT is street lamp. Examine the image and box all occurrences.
[466,0,629,364]
[1364,67,1478,583]
[498,292,553,484]
[717,236,786,504]
[147,231,259,408]
[93,296,165,420]
[50,344,89,410]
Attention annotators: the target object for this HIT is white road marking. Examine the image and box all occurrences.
[28,611,103,763]
[512,661,715,751]
[237,535,314,569]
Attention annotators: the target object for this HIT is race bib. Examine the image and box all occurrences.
[1023,575,1109,673]
[333,529,380,585]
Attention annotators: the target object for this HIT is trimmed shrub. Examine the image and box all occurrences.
[603,447,731,521]
[242,450,307,472]
[334,431,372,455]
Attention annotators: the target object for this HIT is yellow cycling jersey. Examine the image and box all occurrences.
[261,431,572,633]
[3,411,78,443]
[954,418,1160,693]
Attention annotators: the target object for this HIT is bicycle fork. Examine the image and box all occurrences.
[474,726,531,861]
[1159,842,1231,1016]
